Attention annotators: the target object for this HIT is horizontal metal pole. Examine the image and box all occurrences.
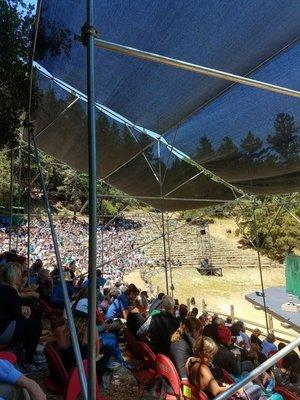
[94,38,300,99]
[96,193,233,203]
[214,336,300,400]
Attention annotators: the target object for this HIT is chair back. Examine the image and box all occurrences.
[222,369,235,384]
[136,341,156,368]
[268,350,278,358]
[39,299,53,314]
[44,344,68,384]
[181,380,206,400]
[0,351,17,365]
[155,354,182,397]
[274,386,300,400]
[123,328,138,354]
[64,359,107,400]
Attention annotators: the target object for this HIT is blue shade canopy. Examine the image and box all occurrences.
[30,0,300,210]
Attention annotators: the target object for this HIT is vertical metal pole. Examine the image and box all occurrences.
[166,214,174,297]
[31,133,88,400]
[15,142,23,252]
[252,204,269,333]
[158,140,169,295]
[27,129,31,280]
[9,147,14,251]
[86,0,97,397]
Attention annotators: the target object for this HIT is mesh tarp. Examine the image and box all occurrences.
[285,254,300,298]
[30,0,300,210]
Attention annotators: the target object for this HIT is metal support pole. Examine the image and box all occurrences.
[27,129,31,279]
[252,204,269,333]
[214,336,300,400]
[86,0,98,397]
[15,142,23,252]
[93,38,300,99]
[158,140,169,295]
[31,134,88,400]
[166,215,174,297]
[9,147,14,251]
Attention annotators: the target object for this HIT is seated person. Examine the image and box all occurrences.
[202,317,223,342]
[49,298,114,382]
[29,259,43,285]
[126,294,148,339]
[148,292,165,314]
[274,350,299,391]
[83,269,106,289]
[0,263,43,373]
[36,268,53,302]
[138,295,180,354]
[49,272,75,309]
[106,283,139,320]
[170,316,202,379]
[262,333,277,356]
[178,304,188,324]
[186,336,244,399]
[250,329,263,350]
[0,359,46,400]
[249,343,267,366]
[213,324,242,378]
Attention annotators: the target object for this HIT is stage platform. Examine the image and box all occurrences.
[245,286,300,334]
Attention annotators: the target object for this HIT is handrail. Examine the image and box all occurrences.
[214,336,300,400]
[205,309,298,340]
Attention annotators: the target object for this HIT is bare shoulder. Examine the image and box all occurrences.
[199,364,212,377]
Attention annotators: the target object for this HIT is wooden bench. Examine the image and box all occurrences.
[196,267,223,276]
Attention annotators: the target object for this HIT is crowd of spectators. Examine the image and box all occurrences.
[0,217,299,399]
[0,217,147,286]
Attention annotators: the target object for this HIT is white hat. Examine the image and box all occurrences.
[75,298,88,315]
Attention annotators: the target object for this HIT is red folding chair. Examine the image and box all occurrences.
[274,386,300,400]
[222,369,235,384]
[64,359,108,400]
[39,299,63,319]
[123,327,139,356]
[136,341,156,368]
[181,380,206,400]
[44,344,68,395]
[0,351,17,365]
[155,354,182,400]
[268,350,278,358]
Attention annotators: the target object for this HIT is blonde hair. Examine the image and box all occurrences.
[171,317,202,343]
[0,262,22,286]
[193,336,218,358]
[65,315,88,345]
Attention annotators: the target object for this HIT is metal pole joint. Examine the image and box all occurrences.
[79,22,99,46]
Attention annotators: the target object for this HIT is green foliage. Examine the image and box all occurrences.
[182,195,300,262]
[0,151,11,202]
[0,0,34,148]
[236,196,300,262]
[267,113,299,162]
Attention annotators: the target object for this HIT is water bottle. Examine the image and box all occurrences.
[266,378,275,395]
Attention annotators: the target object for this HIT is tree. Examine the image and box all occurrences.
[0,0,34,148]
[240,131,263,160]
[196,136,215,160]
[267,113,299,163]
[0,0,72,150]
[217,136,239,156]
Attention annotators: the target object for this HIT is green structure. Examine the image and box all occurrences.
[285,254,300,298]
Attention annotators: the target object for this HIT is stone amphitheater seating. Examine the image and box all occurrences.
[132,212,281,269]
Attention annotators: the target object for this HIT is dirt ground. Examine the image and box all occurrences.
[126,266,298,342]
